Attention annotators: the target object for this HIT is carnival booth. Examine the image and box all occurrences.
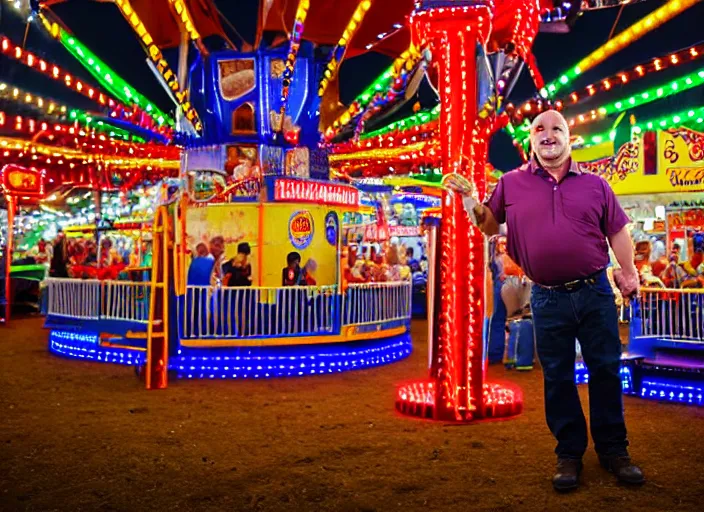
[1,165,47,324]
[574,127,704,405]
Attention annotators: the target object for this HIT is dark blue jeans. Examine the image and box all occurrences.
[531,270,628,459]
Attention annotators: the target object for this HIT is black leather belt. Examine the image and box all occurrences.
[534,269,605,293]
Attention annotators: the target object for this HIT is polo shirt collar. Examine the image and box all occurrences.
[529,157,581,176]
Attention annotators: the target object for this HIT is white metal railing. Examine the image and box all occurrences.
[179,285,337,339]
[46,278,150,323]
[101,280,151,323]
[46,278,101,320]
[46,278,414,336]
[635,288,704,343]
[343,281,412,326]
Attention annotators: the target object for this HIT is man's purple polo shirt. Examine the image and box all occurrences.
[485,158,629,286]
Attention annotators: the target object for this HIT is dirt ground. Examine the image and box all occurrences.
[1,318,703,512]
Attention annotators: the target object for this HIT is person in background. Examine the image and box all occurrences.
[649,239,667,277]
[661,251,688,288]
[209,236,226,286]
[406,247,421,273]
[30,239,52,266]
[50,232,69,278]
[99,239,114,267]
[223,242,252,287]
[282,252,304,286]
[419,254,428,273]
[195,243,209,259]
[83,240,98,266]
[187,242,214,287]
[301,258,318,286]
[486,237,508,364]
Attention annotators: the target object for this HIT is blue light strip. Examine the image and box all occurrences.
[640,379,704,406]
[50,337,144,366]
[574,362,633,393]
[48,329,412,379]
[50,330,99,345]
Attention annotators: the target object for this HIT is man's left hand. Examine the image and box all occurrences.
[613,268,640,300]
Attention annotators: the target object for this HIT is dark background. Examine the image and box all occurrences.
[1,0,702,170]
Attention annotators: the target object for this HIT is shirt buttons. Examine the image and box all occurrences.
[553,186,558,191]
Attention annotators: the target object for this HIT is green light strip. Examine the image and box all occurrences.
[633,105,704,133]
[0,81,142,141]
[53,24,174,127]
[514,66,704,139]
[353,48,422,107]
[539,0,696,99]
[576,129,618,148]
[360,105,440,140]
[518,106,704,151]
[359,66,398,104]
[602,67,704,118]
[67,110,146,142]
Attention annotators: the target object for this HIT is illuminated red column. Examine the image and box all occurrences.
[411,4,492,421]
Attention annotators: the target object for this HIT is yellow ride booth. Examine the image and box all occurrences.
[572,125,704,405]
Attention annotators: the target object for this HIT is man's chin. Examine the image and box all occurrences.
[537,151,562,161]
[536,151,568,165]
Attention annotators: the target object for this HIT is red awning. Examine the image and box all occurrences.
[45,0,413,57]
[44,0,228,50]
[258,0,415,58]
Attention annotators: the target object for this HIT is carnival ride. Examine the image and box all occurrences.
[1,0,702,416]
[2,0,428,390]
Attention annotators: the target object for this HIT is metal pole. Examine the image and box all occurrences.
[426,223,437,369]
[176,30,190,133]
[5,196,15,323]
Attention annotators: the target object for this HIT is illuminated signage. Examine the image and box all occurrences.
[274,179,359,207]
[289,210,314,249]
[0,164,45,198]
[389,226,420,237]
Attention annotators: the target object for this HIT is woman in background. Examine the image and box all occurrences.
[50,232,69,278]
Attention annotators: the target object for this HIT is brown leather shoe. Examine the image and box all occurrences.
[553,458,582,492]
[599,455,645,485]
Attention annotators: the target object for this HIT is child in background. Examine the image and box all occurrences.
[282,252,304,286]
[301,258,317,286]
[195,243,209,259]
[223,242,253,287]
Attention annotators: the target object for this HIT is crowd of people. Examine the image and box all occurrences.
[186,237,318,288]
[633,234,704,289]
[344,243,421,284]
[45,232,149,281]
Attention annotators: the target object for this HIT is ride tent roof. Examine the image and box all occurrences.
[258,0,414,57]
[44,0,413,58]
[42,0,228,50]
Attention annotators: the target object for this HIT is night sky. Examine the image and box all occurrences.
[1,0,703,171]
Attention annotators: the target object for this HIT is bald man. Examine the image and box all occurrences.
[445,110,643,492]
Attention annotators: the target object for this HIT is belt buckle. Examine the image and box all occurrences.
[563,280,580,292]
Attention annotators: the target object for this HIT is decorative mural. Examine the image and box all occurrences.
[218,59,256,101]
[580,139,641,184]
